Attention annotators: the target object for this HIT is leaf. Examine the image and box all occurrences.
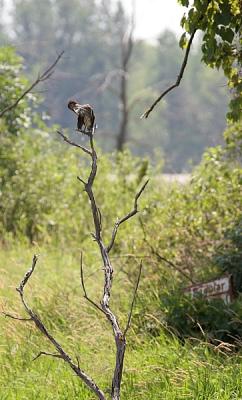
[179,32,188,49]
[218,26,235,43]
[177,0,189,6]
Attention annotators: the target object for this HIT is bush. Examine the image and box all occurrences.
[132,123,242,343]
[214,217,242,294]
[163,291,242,344]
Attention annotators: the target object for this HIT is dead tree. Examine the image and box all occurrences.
[116,8,135,152]
[96,0,135,151]
[6,125,148,400]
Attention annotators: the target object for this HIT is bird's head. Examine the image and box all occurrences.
[67,100,77,110]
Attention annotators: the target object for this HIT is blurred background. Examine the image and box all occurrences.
[0,0,229,172]
[1,3,241,398]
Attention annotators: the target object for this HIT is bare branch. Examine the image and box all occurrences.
[124,261,142,337]
[107,179,149,253]
[152,247,196,284]
[57,130,92,156]
[16,255,107,400]
[139,218,196,284]
[140,0,212,119]
[0,52,64,118]
[3,312,32,322]
[17,254,39,294]
[33,351,63,362]
[77,176,87,186]
[140,30,196,119]
[80,252,105,315]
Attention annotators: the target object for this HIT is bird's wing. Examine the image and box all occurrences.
[77,113,84,130]
[81,105,95,123]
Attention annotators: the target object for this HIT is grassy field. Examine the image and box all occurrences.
[1,244,242,400]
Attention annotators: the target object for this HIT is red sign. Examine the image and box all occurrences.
[184,276,234,304]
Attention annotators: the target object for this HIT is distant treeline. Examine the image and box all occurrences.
[0,0,228,171]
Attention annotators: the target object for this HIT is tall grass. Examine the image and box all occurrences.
[1,245,242,399]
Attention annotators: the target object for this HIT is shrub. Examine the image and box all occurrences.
[163,291,242,344]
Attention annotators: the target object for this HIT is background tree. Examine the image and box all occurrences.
[0,0,235,170]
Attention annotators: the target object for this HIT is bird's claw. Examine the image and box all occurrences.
[75,128,92,136]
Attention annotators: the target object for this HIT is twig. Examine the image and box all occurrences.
[124,261,142,337]
[33,351,63,361]
[140,0,212,119]
[140,30,196,119]
[17,254,39,294]
[80,252,105,315]
[3,312,32,322]
[107,179,149,253]
[77,176,87,186]
[0,52,64,118]
[151,247,196,284]
[139,218,196,284]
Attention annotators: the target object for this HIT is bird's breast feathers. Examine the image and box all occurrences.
[72,104,83,115]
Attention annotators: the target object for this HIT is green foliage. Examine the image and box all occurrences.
[163,291,242,343]
[0,47,37,135]
[0,40,241,399]
[131,122,241,342]
[135,124,241,288]
[178,0,242,122]
[0,4,232,170]
[151,30,228,171]
[0,129,150,244]
[0,47,149,244]
[0,132,89,243]
[8,0,124,135]
[214,217,242,293]
[2,246,242,399]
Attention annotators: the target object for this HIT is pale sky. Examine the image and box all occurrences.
[3,0,185,41]
[119,0,185,40]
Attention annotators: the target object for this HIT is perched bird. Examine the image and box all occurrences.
[68,101,95,134]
